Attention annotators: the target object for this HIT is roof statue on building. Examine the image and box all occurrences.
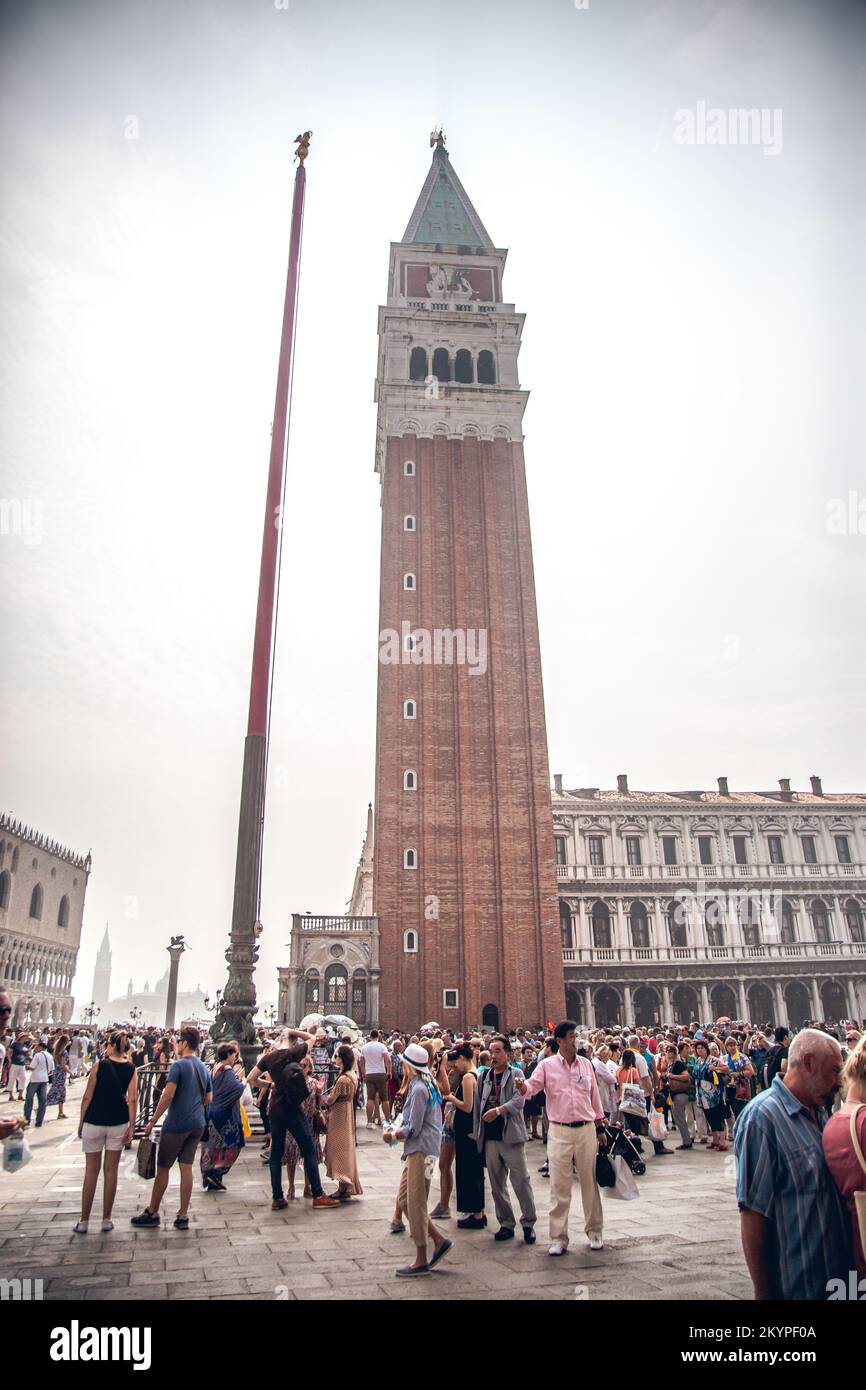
[430,127,447,151]
[294,130,312,163]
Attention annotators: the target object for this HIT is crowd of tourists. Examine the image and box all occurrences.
[1,985,864,1296]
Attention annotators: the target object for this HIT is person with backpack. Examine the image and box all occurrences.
[764,1026,790,1088]
[132,1025,211,1230]
[247,1031,341,1212]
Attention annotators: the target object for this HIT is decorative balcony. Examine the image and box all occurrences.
[292,914,377,934]
[561,939,866,965]
[555,861,865,884]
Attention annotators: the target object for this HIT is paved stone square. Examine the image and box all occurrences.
[0,1084,748,1301]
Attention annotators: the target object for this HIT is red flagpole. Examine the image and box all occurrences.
[213,132,311,1055]
[248,153,307,736]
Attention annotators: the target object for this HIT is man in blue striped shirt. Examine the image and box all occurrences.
[734,1028,852,1300]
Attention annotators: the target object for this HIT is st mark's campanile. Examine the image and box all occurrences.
[372,135,565,1032]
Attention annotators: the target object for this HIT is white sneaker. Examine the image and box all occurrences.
[589,1234,604,1251]
[366,1121,374,1129]
[101,1220,114,1233]
[548,1240,567,1257]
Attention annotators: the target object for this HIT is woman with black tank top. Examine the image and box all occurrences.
[73,1029,138,1234]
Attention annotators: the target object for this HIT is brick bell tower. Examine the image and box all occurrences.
[372,133,565,1033]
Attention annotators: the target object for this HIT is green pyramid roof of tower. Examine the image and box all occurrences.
[402,146,494,249]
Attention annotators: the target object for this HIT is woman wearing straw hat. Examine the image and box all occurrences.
[383,1042,453,1277]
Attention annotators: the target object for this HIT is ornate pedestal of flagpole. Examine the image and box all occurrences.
[211,131,311,1067]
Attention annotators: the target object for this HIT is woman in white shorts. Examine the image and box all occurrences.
[74,1029,138,1233]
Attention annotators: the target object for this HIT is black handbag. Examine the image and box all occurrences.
[595,1150,616,1188]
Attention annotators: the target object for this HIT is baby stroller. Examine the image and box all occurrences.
[598,1121,646,1176]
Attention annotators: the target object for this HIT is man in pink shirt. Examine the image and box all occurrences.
[516,1019,606,1255]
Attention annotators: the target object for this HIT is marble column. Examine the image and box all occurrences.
[846,979,858,1020]
[700,983,710,1021]
[661,982,672,1023]
[583,985,595,1029]
[623,985,633,1026]
[737,978,748,1020]
[773,980,786,1024]
[652,898,666,951]
[577,899,589,950]
[810,977,823,1020]
[615,900,628,953]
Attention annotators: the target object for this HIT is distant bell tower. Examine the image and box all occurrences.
[91,925,112,1008]
[371,134,565,1032]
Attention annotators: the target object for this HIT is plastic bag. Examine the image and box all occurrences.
[240,1105,252,1140]
[2,1132,32,1173]
[649,1110,668,1142]
[605,1154,639,1200]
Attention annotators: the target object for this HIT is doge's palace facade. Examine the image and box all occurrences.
[0,814,90,1027]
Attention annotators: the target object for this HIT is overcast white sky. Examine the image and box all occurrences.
[1,0,864,1008]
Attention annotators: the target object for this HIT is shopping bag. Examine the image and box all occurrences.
[136,1135,157,1180]
[619,1082,646,1117]
[649,1110,667,1142]
[2,1132,32,1173]
[605,1154,639,1201]
[240,1105,252,1140]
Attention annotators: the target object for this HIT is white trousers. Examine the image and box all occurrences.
[7,1064,27,1095]
[547,1122,603,1245]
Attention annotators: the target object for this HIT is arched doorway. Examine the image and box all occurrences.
[785,980,811,1027]
[482,1003,499,1031]
[594,985,621,1028]
[629,901,651,950]
[633,985,660,1026]
[351,971,367,1023]
[304,972,320,1009]
[809,899,831,943]
[747,982,774,1025]
[778,898,798,944]
[559,900,574,951]
[845,899,865,943]
[672,983,699,1021]
[591,902,612,949]
[705,900,726,948]
[738,894,763,947]
[709,983,737,1019]
[565,985,583,1025]
[324,965,348,1010]
[666,898,689,948]
[820,979,847,1021]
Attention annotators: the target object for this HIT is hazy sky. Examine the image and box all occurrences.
[2,0,864,1009]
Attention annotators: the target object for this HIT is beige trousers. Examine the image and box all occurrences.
[547,1122,603,1245]
[400,1152,434,1253]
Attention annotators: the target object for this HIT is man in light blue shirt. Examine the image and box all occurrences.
[734,1028,851,1300]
